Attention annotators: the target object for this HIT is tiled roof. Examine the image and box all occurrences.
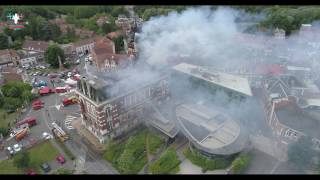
[22,40,50,52]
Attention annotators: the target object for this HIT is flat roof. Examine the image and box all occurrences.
[172,63,253,97]
[176,103,248,155]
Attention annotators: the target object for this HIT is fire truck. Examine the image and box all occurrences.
[51,122,69,142]
[62,96,78,106]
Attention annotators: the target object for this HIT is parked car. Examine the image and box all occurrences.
[40,163,51,173]
[13,144,22,153]
[42,132,52,140]
[7,147,14,155]
[56,155,66,164]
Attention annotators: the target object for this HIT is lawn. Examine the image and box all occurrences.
[0,140,61,174]
[103,129,167,174]
[0,109,19,133]
[183,147,234,172]
[0,159,23,174]
[28,140,60,169]
[148,132,165,155]
[149,148,180,174]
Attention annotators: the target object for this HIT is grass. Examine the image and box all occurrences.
[103,129,165,174]
[27,141,60,173]
[183,147,234,172]
[0,159,24,174]
[148,132,165,155]
[0,141,60,174]
[103,129,166,174]
[55,140,76,160]
[149,148,180,174]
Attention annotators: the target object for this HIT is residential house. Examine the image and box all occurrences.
[0,66,24,83]
[91,37,131,71]
[22,40,50,60]
[0,49,20,66]
[17,51,39,67]
[72,38,95,55]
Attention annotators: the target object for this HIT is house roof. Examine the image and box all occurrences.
[94,53,129,68]
[0,49,18,57]
[22,40,50,52]
[173,63,253,97]
[73,38,95,48]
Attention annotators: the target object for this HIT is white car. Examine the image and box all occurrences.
[76,59,80,64]
[7,147,14,155]
[42,132,53,140]
[85,57,89,62]
[13,144,22,153]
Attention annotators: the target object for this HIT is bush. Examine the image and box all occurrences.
[148,132,165,155]
[116,131,147,174]
[231,154,252,174]
[149,148,180,174]
[183,147,233,172]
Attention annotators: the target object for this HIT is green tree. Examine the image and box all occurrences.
[113,35,124,53]
[3,97,21,110]
[0,33,9,50]
[13,151,30,169]
[288,136,317,170]
[102,22,116,34]
[44,44,65,68]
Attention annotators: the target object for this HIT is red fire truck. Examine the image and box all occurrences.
[62,96,78,106]
[16,117,37,127]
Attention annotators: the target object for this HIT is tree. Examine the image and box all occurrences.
[288,136,317,170]
[3,97,22,110]
[0,33,9,50]
[44,44,65,68]
[102,22,116,34]
[13,151,30,169]
[113,35,125,53]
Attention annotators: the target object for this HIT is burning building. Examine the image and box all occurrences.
[75,70,170,143]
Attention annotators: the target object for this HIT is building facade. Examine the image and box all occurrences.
[76,74,170,143]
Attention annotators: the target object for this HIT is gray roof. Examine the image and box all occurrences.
[176,103,248,155]
[172,63,253,97]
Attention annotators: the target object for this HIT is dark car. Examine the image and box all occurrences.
[40,163,51,173]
